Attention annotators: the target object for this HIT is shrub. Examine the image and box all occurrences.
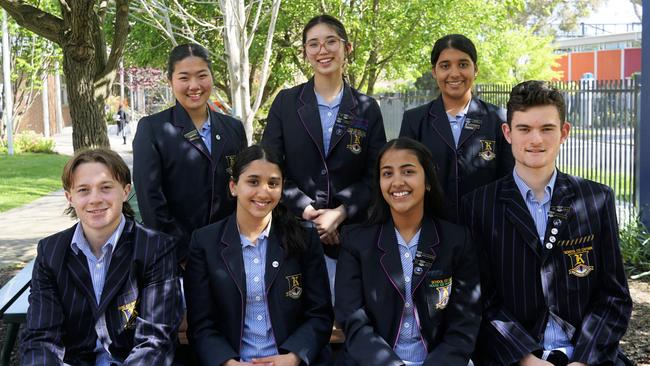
[619,215,650,275]
[0,131,56,154]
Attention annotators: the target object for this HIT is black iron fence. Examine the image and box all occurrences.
[375,79,640,219]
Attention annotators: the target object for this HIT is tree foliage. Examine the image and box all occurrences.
[0,0,130,151]
[514,0,604,34]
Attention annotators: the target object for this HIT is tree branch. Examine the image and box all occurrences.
[0,0,64,44]
[251,0,279,114]
[102,0,129,76]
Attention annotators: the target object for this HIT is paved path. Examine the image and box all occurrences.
[0,126,134,268]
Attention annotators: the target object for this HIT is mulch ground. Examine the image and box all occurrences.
[1,266,648,365]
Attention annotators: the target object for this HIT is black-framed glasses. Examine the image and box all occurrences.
[304,37,346,55]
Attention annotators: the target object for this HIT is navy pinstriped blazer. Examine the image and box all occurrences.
[20,218,182,366]
[400,96,514,223]
[462,171,632,366]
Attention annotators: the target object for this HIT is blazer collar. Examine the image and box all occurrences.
[499,174,544,258]
[377,216,440,297]
[297,78,357,156]
[65,219,137,318]
[220,215,247,300]
[428,96,487,149]
[171,101,212,160]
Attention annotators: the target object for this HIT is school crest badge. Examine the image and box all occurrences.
[285,274,303,299]
[118,299,139,330]
[428,277,452,310]
[563,244,595,277]
[478,139,496,161]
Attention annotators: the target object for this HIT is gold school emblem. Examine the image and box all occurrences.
[346,128,366,154]
[478,140,496,161]
[225,155,237,175]
[563,245,595,277]
[285,274,303,299]
[428,277,452,310]
[118,299,139,330]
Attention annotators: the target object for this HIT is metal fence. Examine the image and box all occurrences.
[375,79,640,219]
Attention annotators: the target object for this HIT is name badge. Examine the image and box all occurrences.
[549,205,571,219]
[413,250,436,276]
[464,118,482,130]
[183,130,200,142]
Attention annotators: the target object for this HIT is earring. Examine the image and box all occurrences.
[426,185,431,191]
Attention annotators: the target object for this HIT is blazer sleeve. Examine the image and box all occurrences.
[184,231,239,365]
[461,193,540,364]
[21,240,65,365]
[262,91,314,216]
[570,188,632,365]
[335,232,403,366]
[493,107,514,178]
[124,234,182,366]
[423,227,481,365]
[333,99,387,221]
[132,117,185,239]
[277,229,334,364]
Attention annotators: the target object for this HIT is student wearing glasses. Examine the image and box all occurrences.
[262,14,386,298]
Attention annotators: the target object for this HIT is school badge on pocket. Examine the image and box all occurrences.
[563,244,595,277]
[428,277,452,310]
[118,299,139,330]
[346,128,366,154]
[225,154,237,175]
[285,274,303,299]
[478,139,496,161]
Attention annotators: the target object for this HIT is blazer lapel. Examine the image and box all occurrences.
[172,101,212,160]
[378,220,406,299]
[541,172,575,264]
[328,83,358,154]
[220,216,246,299]
[428,97,457,151]
[500,175,543,258]
[209,111,227,165]
[457,97,485,147]
[411,217,440,295]
[65,240,99,314]
[297,79,326,156]
[264,226,285,293]
[97,220,135,316]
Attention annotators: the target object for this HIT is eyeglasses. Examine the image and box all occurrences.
[304,37,346,55]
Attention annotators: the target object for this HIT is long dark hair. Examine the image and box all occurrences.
[231,145,306,256]
[367,138,445,224]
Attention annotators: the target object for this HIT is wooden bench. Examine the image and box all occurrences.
[0,260,34,366]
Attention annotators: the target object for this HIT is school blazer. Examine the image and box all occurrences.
[261,78,387,224]
[20,218,182,366]
[462,172,632,366]
[400,96,513,223]
[133,102,247,260]
[184,214,334,366]
[335,216,481,366]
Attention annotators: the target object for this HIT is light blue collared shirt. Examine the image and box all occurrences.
[445,100,471,147]
[239,221,277,361]
[198,115,212,153]
[513,169,574,357]
[315,88,343,155]
[70,214,126,366]
[393,228,427,365]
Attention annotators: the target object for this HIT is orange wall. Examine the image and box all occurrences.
[596,50,622,80]
[553,55,569,81]
[570,52,595,81]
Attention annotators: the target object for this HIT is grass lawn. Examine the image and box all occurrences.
[0,153,70,213]
[558,166,633,202]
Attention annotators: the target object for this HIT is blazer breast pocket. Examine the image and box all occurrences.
[424,274,453,316]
